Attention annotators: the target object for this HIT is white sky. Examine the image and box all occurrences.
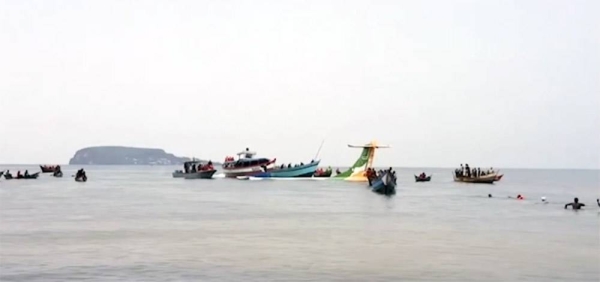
[1,0,599,169]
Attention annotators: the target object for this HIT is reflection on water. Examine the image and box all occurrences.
[1,166,598,281]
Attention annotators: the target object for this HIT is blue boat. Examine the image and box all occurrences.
[254,160,320,178]
[369,170,397,195]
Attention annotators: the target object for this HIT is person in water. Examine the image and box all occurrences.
[488,194,492,198]
[597,199,599,207]
[564,198,585,210]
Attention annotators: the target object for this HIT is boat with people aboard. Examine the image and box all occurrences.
[75,169,87,182]
[52,165,63,177]
[414,172,432,182]
[453,164,497,184]
[313,166,333,177]
[252,160,320,178]
[172,159,217,179]
[40,165,58,173]
[222,148,276,178]
[3,170,40,180]
[367,167,397,195]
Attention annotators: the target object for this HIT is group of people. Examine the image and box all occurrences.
[314,166,333,175]
[3,170,32,179]
[488,194,600,210]
[455,164,494,178]
[366,167,397,185]
[184,161,214,173]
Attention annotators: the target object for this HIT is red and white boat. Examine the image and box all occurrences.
[222,148,276,178]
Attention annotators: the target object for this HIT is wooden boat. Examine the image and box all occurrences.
[173,159,216,178]
[495,174,504,181]
[369,170,396,195]
[253,161,320,178]
[40,165,58,173]
[453,173,496,184]
[313,168,333,178]
[183,169,217,179]
[414,175,432,182]
[221,149,276,178]
[75,175,87,182]
[5,172,40,180]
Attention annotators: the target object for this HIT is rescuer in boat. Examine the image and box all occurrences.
[24,170,29,177]
[205,160,214,171]
[419,172,426,179]
[564,198,585,210]
[366,168,377,186]
[244,148,252,158]
[76,169,87,179]
[53,165,62,176]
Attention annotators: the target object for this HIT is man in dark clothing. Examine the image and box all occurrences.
[564,198,585,210]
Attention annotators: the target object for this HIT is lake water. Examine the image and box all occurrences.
[1,165,598,281]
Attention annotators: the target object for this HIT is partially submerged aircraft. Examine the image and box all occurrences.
[335,140,389,182]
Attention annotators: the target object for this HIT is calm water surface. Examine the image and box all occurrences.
[1,166,598,281]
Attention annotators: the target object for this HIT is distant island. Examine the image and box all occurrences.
[69,146,208,165]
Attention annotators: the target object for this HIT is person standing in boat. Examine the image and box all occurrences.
[244,148,252,158]
[465,164,470,177]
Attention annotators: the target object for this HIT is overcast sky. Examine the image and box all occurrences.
[1,0,598,169]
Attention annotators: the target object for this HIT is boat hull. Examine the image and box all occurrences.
[370,172,396,195]
[495,174,504,181]
[5,172,40,180]
[314,170,332,178]
[223,161,276,178]
[75,175,87,182]
[414,175,432,182]
[254,161,320,178]
[183,170,217,179]
[453,173,496,184]
[40,166,57,173]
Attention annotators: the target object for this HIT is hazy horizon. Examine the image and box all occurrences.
[1,0,599,169]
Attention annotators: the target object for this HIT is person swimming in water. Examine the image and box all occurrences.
[596,199,599,207]
[564,198,585,210]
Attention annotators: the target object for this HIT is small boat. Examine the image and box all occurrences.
[453,173,496,184]
[414,175,432,182]
[184,169,217,179]
[221,148,276,178]
[253,161,320,178]
[370,170,396,195]
[173,159,216,178]
[40,165,58,173]
[495,174,504,181]
[5,172,40,180]
[313,167,333,178]
[75,175,87,182]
